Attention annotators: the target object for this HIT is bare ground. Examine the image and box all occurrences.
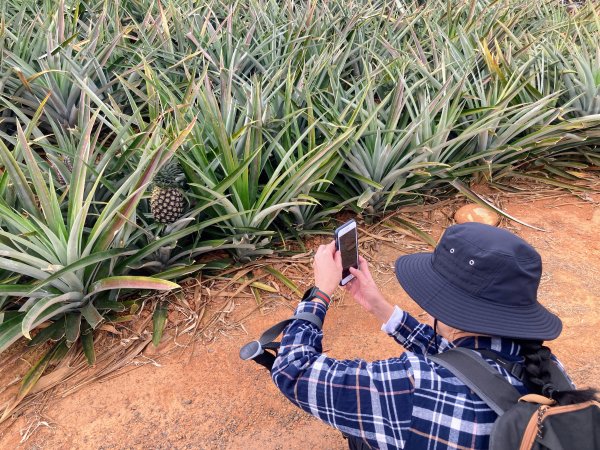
[0,188,599,450]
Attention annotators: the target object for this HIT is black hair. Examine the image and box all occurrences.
[517,340,599,405]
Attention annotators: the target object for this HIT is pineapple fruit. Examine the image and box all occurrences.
[150,162,186,224]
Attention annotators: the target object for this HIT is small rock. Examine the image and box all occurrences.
[454,204,500,226]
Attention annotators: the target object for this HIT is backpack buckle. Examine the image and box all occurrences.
[510,363,524,380]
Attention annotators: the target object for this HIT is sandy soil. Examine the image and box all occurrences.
[0,191,599,450]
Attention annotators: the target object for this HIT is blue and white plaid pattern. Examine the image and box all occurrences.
[272,302,540,450]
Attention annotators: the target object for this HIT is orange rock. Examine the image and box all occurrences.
[454,204,500,226]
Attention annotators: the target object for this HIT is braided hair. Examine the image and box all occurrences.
[517,340,598,405]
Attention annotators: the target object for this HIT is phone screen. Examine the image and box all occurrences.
[339,228,358,279]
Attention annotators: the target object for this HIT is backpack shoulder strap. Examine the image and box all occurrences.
[239,311,323,370]
[429,347,521,416]
[548,360,574,391]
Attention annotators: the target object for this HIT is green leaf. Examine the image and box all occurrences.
[28,320,65,347]
[16,122,66,239]
[338,169,385,190]
[508,172,591,191]
[0,339,65,423]
[81,329,96,366]
[152,302,168,347]
[21,292,84,340]
[153,264,206,280]
[81,303,104,329]
[0,139,39,218]
[31,248,134,293]
[0,284,54,297]
[357,190,376,209]
[0,312,26,354]
[94,299,127,312]
[18,340,67,401]
[65,313,81,346]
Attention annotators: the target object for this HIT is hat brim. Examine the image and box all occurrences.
[395,253,562,341]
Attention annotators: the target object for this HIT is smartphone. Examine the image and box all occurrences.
[334,219,359,286]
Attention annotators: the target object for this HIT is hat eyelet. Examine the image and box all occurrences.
[469,260,475,266]
[449,248,455,254]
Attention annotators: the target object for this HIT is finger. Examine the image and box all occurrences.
[358,256,372,278]
[334,250,343,269]
[349,265,366,283]
[343,280,356,292]
[326,240,337,255]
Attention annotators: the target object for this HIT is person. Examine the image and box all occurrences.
[271,222,597,449]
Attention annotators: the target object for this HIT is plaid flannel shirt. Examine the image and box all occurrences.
[271,301,553,450]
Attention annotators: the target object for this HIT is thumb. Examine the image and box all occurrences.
[326,240,337,256]
[334,250,342,269]
[358,256,372,279]
[349,265,366,283]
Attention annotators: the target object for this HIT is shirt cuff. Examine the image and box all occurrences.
[381,305,406,334]
[294,300,328,324]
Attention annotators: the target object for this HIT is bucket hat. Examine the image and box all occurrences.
[395,222,562,340]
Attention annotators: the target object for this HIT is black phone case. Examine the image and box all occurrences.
[334,219,358,285]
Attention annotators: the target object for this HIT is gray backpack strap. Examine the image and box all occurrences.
[429,348,521,416]
[239,311,323,369]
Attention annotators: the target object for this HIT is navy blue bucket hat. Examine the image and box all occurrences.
[395,222,562,341]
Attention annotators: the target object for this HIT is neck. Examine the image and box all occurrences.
[427,314,488,342]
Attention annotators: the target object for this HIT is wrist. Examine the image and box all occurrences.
[314,284,334,299]
[302,286,332,308]
[368,295,394,324]
[310,298,329,308]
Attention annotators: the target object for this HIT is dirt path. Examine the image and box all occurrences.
[1,192,599,450]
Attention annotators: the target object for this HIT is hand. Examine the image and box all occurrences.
[345,256,394,323]
[313,240,343,297]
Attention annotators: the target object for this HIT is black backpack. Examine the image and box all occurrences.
[429,348,600,450]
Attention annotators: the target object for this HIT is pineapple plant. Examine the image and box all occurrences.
[150,162,186,224]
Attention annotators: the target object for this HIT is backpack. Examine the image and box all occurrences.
[429,348,600,450]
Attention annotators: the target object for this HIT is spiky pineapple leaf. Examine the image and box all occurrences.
[21,292,84,340]
[152,301,168,347]
[28,320,66,347]
[64,313,81,346]
[81,329,96,366]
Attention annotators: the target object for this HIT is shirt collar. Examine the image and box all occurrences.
[452,336,522,359]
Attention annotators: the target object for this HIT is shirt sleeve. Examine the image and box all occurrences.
[381,306,453,355]
[271,301,415,448]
